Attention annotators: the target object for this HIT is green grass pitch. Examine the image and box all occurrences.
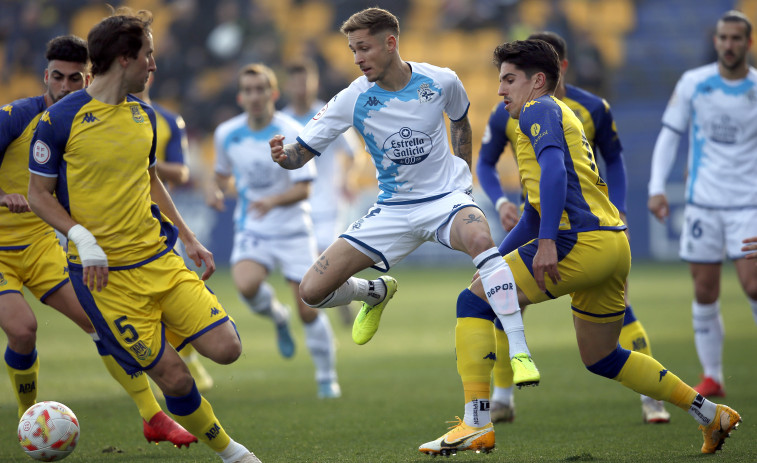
[1,261,755,462]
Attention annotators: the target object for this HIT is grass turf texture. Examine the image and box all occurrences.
[1,261,755,462]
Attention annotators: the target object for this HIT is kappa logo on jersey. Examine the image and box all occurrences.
[81,112,99,124]
[364,96,382,107]
[364,207,381,219]
[524,100,540,109]
[483,352,496,360]
[313,102,329,120]
[32,140,52,164]
[40,111,51,125]
[2,105,11,115]
[383,127,432,165]
[417,83,436,103]
[659,369,668,382]
[131,105,144,123]
[210,306,220,316]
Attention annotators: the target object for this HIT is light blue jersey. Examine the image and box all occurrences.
[296,62,471,204]
[214,112,315,237]
[656,63,757,207]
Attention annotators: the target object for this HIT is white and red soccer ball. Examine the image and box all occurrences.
[18,401,80,461]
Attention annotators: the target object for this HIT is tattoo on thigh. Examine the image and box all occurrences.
[313,255,329,274]
[463,213,482,224]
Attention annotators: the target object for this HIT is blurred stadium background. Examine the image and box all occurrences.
[2,0,755,264]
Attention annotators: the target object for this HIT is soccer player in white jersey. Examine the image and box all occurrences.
[270,7,539,408]
[210,63,341,399]
[649,10,757,398]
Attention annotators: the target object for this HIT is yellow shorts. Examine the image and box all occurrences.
[0,230,68,302]
[504,230,630,323]
[70,251,232,374]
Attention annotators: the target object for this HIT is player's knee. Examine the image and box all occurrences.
[298,277,325,307]
[162,370,196,396]
[7,324,37,353]
[456,288,496,321]
[213,337,242,365]
[586,344,631,378]
[466,232,496,257]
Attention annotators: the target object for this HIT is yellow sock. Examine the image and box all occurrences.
[173,397,231,452]
[618,320,652,356]
[6,357,39,418]
[456,317,496,384]
[615,351,697,411]
[100,354,161,422]
[493,328,514,389]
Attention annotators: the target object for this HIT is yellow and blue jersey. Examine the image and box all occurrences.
[152,102,187,165]
[477,83,627,213]
[0,96,53,248]
[516,95,625,234]
[29,89,177,268]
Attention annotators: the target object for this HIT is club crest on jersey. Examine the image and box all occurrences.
[131,105,144,123]
[417,83,435,103]
[32,140,51,164]
[129,340,152,360]
[382,127,432,165]
[313,102,329,120]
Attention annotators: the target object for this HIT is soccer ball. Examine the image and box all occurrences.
[18,401,80,461]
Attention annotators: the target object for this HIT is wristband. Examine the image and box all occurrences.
[495,196,510,211]
[67,224,108,267]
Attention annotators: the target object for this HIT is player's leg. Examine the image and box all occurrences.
[448,205,537,386]
[734,256,757,325]
[179,344,214,393]
[490,321,515,423]
[617,281,670,423]
[689,262,725,396]
[419,288,497,455]
[0,292,40,418]
[232,259,294,358]
[289,280,340,398]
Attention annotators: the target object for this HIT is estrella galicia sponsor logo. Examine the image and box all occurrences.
[129,340,152,360]
[383,127,432,165]
[81,112,99,124]
[417,83,435,103]
[530,122,548,146]
[131,105,144,123]
[364,96,382,107]
[486,283,513,298]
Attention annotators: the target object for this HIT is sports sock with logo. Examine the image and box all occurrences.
[98,349,161,422]
[5,346,38,418]
[618,305,652,356]
[692,300,723,383]
[307,277,386,308]
[304,312,337,384]
[165,382,230,451]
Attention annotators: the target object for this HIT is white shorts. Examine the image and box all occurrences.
[312,213,340,253]
[230,231,317,282]
[679,204,757,262]
[341,190,480,271]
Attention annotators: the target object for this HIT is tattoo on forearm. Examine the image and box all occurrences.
[313,255,329,275]
[463,213,482,224]
[280,143,309,169]
[450,118,472,169]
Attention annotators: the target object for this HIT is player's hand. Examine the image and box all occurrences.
[67,224,109,292]
[0,192,32,213]
[184,237,216,280]
[742,236,757,260]
[498,201,519,231]
[249,198,274,217]
[532,238,560,292]
[648,194,669,223]
[206,185,225,212]
[270,135,287,165]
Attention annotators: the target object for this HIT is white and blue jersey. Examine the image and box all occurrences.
[214,112,315,237]
[296,62,471,204]
[661,63,757,208]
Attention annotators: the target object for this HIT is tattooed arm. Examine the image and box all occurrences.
[449,115,472,169]
[269,135,316,170]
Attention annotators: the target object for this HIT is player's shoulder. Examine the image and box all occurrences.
[214,112,247,137]
[565,84,605,110]
[487,100,510,124]
[272,111,304,133]
[409,61,460,86]
[149,101,178,120]
[679,62,719,84]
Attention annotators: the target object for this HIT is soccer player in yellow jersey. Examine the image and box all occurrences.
[27,9,259,463]
[420,39,741,457]
[478,31,669,424]
[133,73,215,392]
[0,34,195,447]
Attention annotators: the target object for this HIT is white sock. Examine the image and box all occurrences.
[304,313,337,383]
[474,248,529,357]
[463,398,491,428]
[749,297,757,326]
[692,300,724,383]
[242,282,288,326]
[491,386,513,405]
[216,438,250,463]
[687,394,718,426]
[309,277,385,308]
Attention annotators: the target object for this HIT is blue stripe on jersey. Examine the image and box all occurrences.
[561,137,601,231]
[353,74,443,202]
[688,75,756,201]
[0,96,45,159]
